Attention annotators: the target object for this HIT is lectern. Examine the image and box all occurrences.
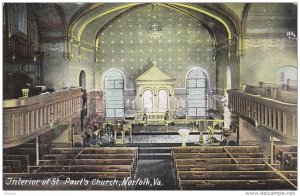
[114,120,125,144]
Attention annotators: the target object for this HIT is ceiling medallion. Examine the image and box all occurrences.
[146,22,164,40]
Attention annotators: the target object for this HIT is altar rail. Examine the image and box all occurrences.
[3,88,83,148]
[227,89,297,143]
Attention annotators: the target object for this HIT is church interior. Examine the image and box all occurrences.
[2,2,298,190]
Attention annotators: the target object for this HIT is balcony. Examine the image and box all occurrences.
[3,88,83,148]
[227,88,297,144]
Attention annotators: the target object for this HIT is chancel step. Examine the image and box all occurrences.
[138,147,171,154]
[139,153,171,160]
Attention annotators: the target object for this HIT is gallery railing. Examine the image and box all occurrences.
[227,89,297,142]
[3,88,83,148]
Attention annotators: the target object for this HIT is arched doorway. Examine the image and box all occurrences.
[79,70,86,90]
[104,70,124,118]
[186,69,208,117]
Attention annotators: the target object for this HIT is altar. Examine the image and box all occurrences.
[134,61,176,123]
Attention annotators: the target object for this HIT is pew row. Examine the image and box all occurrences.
[172,146,297,190]
[4,147,138,190]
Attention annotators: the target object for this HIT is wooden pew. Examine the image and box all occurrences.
[5,147,138,190]
[176,164,279,172]
[285,155,297,170]
[172,145,297,190]
[3,160,21,173]
[44,154,137,160]
[39,159,134,166]
[174,158,270,166]
[173,152,264,159]
[172,146,261,154]
[274,145,297,170]
[50,148,84,154]
[3,155,29,172]
[29,165,132,173]
[8,148,36,165]
[49,147,138,165]
[50,147,138,155]
[3,166,11,173]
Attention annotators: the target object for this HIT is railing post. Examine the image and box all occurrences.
[270,136,274,164]
[36,136,39,166]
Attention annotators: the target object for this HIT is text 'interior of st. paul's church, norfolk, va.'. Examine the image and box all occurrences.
[1,1,299,193]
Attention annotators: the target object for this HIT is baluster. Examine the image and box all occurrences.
[285,112,292,136]
[238,98,240,113]
[264,106,268,126]
[43,108,46,127]
[291,113,297,136]
[255,103,258,120]
[249,101,252,117]
[268,108,272,128]
[61,101,66,119]
[35,109,39,130]
[243,99,246,115]
[11,115,15,138]
[257,104,261,123]
[282,112,287,134]
[67,99,69,116]
[278,110,282,133]
[26,112,30,134]
[47,105,51,125]
[273,109,277,130]
[72,98,74,114]
[39,108,43,128]
[20,113,24,136]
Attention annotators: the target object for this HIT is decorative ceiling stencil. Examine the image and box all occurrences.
[97,4,216,88]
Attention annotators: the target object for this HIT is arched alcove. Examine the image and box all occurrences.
[79,70,86,90]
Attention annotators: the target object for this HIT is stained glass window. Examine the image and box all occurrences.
[104,71,124,118]
[187,69,207,117]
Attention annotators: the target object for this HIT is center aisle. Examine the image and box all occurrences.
[133,146,176,190]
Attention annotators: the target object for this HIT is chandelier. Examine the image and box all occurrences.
[286,31,297,40]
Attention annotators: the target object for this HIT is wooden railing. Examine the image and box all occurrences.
[228,90,297,143]
[3,88,83,148]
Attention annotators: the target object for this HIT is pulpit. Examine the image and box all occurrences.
[114,120,125,144]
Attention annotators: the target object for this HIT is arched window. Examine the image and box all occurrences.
[158,89,168,112]
[143,89,153,112]
[186,69,207,117]
[104,70,124,118]
[276,66,297,87]
[79,70,86,89]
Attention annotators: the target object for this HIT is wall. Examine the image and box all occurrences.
[95,4,216,90]
[42,41,95,91]
[240,3,297,87]
[240,40,297,86]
